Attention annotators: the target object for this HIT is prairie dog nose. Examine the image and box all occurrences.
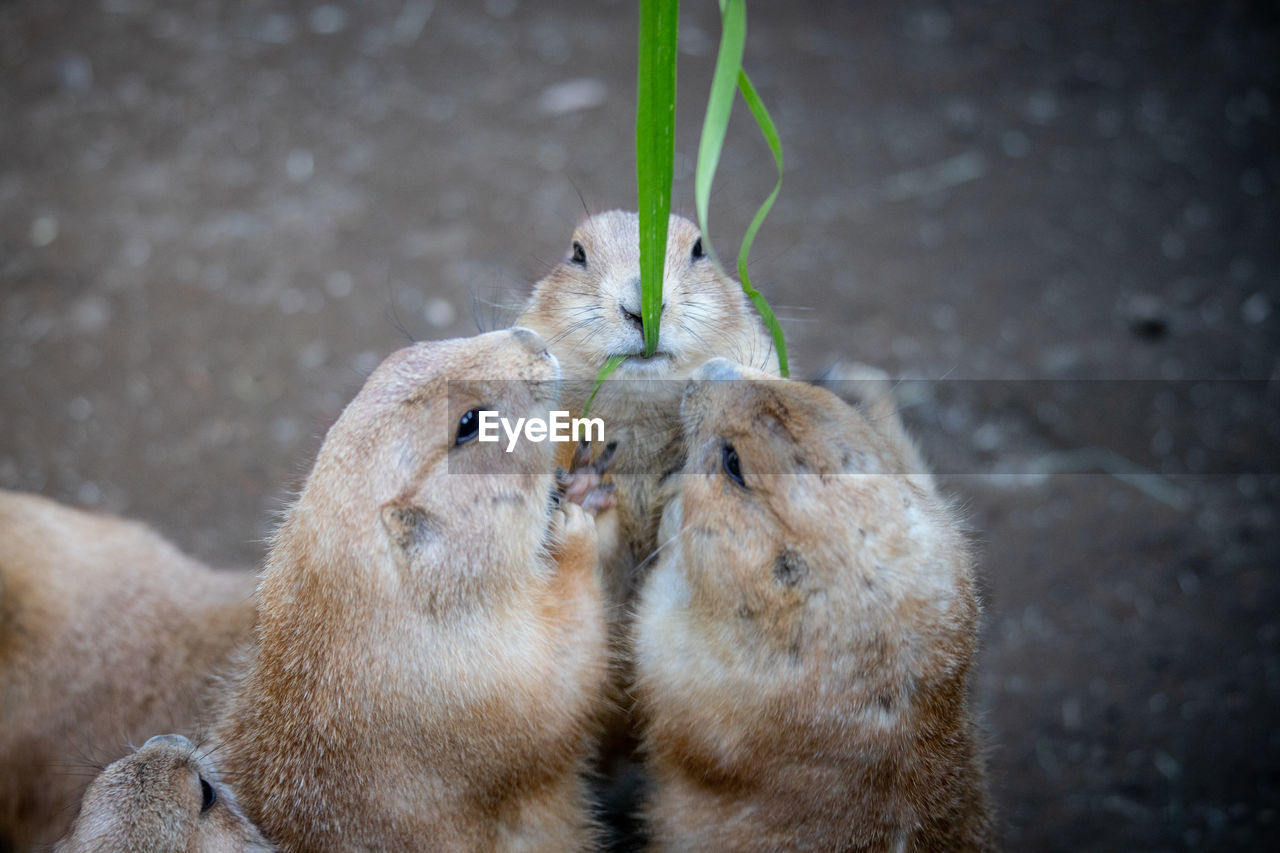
[619,276,664,332]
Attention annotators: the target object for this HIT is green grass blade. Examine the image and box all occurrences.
[582,354,628,419]
[733,68,789,377]
[636,0,679,358]
[693,0,745,275]
[695,0,789,377]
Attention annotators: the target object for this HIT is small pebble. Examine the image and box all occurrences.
[1241,168,1267,196]
[70,297,111,334]
[391,1,434,44]
[1160,231,1186,261]
[423,297,456,329]
[278,288,306,315]
[308,5,347,35]
[537,79,607,115]
[1123,292,1169,340]
[1153,751,1181,781]
[68,397,92,422]
[1024,91,1060,126]
[271,417,300,444]
[286,149,314,182]
[1241,292,1270,325]
[1001,130,1031,158]
[1061,696,1082,730]
[484,0,517,19]
[904,6,951,44]
[325,271,355,299]
[30,215,58,247]
[258,13,296,44]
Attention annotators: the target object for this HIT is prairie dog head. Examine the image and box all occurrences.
[518,211,775,381]
[646,359,976,704]
[57,734,271,852]
[284,327,562,611]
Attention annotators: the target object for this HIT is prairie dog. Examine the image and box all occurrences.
[56,733,271,852]
[516,210,778,607]
[0,491,257,850]
[634,360,993,851]
[214,328,608,852]
[516,211,782,845]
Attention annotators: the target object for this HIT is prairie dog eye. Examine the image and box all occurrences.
[691,237,705,261]
[456,408,483,445]
[722,442,745,488]
[571,241,587,265]
[199,776,216,813]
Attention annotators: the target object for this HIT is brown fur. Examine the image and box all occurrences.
[516,212,781,842]
[212,328,608,852]
[633,359,994,851]
[56,733,271,852]
[0,491,257,850]
[516,210,778,607]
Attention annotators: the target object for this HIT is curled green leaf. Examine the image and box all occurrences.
[732,67,789,377]
[582,354,628,420]
[694,0,789,377]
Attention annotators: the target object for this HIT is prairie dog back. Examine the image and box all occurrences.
[0,491,257,850]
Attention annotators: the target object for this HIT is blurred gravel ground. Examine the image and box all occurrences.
[2,1,1277,849]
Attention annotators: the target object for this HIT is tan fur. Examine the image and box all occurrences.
[57,733,271,852]
[516,210,779,607]
[634,360,994,851]
[516,212,781,841]
[212,328,608,852]
[0,491,258,850]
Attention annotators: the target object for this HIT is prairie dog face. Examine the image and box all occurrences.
[297,327,562,607]
[58,734,271,852]
[654,360,973,685]
[519,210,774,381]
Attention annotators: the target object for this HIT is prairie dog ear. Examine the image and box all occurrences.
[815,361,935,482]
[692,358,777,382]
[692,358,744,382]
[815,362,898,424]
[380,503,437,553]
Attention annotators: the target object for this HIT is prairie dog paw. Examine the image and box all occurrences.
[555,439,619,515]
[550,501,598,561]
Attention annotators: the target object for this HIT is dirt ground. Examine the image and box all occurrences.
[2,1,1277,849]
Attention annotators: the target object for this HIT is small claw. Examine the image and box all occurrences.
[570,438,594,471]
[593,440,619,475]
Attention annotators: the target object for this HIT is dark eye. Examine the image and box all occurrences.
[691,237,705,261]
[571,241,587,265]
[722,443,745,488]
[456,408,483,445]
[199,777,216,813]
